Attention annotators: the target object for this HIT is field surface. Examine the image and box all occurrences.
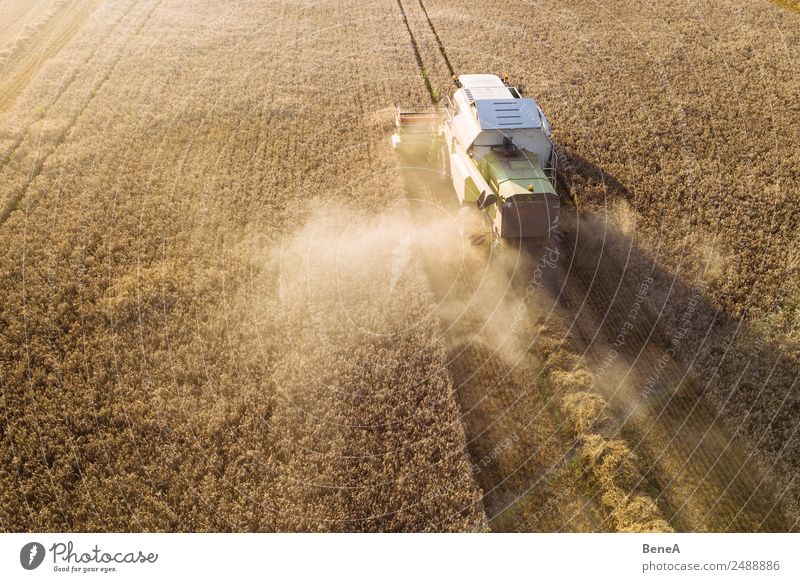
[0,0,798,532]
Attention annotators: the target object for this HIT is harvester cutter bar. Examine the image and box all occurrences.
[392,106,446,151]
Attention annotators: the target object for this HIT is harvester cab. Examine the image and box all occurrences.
[393,74,560,242]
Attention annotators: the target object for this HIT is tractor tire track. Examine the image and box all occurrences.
[0,0,49,42]
[0,0,102,113]
[415,0,455,78]
[394,0,436,103]
[0,0,162,228]
[0,0,140,169]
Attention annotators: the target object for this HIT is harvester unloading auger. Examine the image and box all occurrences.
[393,74,560,244]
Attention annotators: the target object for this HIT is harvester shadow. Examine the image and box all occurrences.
[397,150,798,532]
[556,150,635,207]
[530,159,799,532]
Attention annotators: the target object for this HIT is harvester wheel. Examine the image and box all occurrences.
[456,206,491,247]
[469,233,487,246]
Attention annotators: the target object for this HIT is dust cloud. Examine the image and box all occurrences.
[270,199,553,378]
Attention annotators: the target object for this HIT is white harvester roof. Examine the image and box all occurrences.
[451,74,549,147]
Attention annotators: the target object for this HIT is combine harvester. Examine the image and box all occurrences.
[393,74,560,244]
